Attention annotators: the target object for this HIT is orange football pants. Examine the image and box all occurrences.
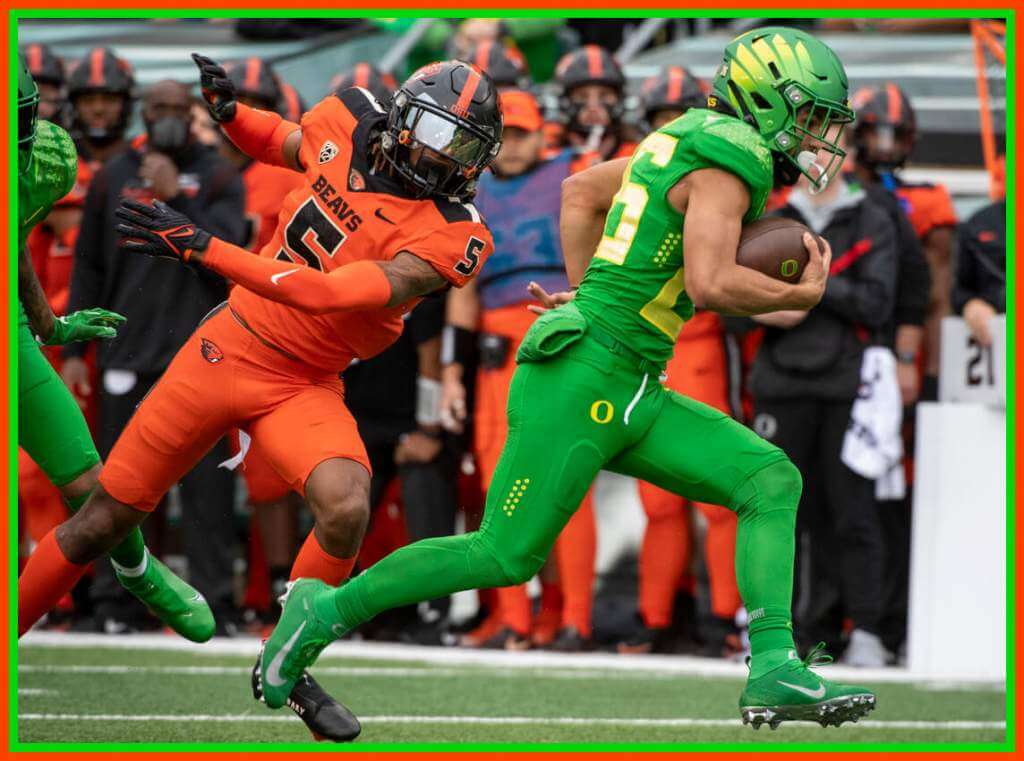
[100,306,370,511]
[474,302,595,637]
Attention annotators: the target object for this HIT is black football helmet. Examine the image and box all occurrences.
[225,57,282,111]
[554,45,626,134]
[22,43,66,126]
[330,63,397,107]
[66,46,135,145]
[465,40,531,90]
[381,60,502,201]
[852,83,917,172]
[640,66,707,129]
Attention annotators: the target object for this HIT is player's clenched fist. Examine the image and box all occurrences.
[192,52,237,123]
[115,199,211,264]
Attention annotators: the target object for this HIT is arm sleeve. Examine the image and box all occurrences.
[201,238,392,315]
[62,170,109,360]
[221,103,301,169]
[819,207,899,329]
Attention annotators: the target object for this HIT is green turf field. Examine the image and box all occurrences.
[16,640,1007,747]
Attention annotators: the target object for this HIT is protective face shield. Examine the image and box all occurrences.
[146,116,190,158]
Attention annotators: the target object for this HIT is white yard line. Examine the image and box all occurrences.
[19,631,1004,687]
[17,713,1006,731]
[17,689,57,696]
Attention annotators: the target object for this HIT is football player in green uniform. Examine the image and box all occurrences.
[16,54,215,642]
[251,27,876,729]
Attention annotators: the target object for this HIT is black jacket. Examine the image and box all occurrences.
[859,179,931,334]
[750,191,899,402]
[64,140,245,373]
[952,199,1005,315]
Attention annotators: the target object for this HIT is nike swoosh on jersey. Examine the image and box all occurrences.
[777,680,826,699]
[265,620,306,687]
[271,267,302,285]
[374,208,396,224]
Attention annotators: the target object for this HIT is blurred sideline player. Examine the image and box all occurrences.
[548,45,637,172]
[440,90,575,650]
[329,63,397,106]
[58,48,137,438]
[16,54,213,641]
[221,57,307,625]
[849,83,956,400]
[20,53,499,741]
[465,40,532,91]
[618,66,743,656]
[258,28,876,730]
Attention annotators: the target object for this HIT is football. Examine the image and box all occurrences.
[736,217,824,284]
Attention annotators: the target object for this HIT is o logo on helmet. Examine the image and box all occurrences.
[780,258,798,278]
[590,400,614,425]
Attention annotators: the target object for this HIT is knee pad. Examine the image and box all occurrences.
[466,534,544,588]
[732,457,802,518]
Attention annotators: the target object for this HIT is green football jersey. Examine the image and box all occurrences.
[574,108,774,364]
[18,120,78,253]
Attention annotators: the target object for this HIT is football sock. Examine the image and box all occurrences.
[18,529,90,636]
[290,531,356,586]
[319,532,511,633]
[732,461,801,679]
[637,483,688,630]
[496,584,531,636]
[555,495,595,636]
[65,491,146,570]
[696,502,742,619]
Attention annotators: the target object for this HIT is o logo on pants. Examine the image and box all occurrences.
[753,412,778,440]
[590,400,614,424]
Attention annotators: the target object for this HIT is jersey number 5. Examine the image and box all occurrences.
[275,198,347,271]
[455,236,486,277]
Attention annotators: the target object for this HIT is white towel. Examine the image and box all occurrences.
[841,347,906,501]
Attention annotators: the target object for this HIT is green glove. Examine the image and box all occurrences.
[42,308,126,346]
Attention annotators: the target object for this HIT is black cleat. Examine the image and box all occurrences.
[252,648,361,742]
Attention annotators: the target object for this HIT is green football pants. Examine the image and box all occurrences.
[331,330,802,645]
[18,310,100,487]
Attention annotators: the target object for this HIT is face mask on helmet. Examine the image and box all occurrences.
[383,89,500,199]
[146,116,190,158]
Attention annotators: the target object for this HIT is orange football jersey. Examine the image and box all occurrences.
[228,88,493,373]
[241,160,306,253]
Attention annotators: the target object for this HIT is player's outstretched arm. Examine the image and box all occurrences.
[19,246,125,344]
[192,53,303,172]
[680,168,831,316]
[116,199,451,314]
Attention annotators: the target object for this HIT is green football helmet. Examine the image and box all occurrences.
[710,27,854,191]
[18,52,40,174]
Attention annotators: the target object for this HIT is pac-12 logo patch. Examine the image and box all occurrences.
[200,338,224,364]
[319,141,339,164]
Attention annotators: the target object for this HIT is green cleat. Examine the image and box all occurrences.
[115,554,215,643]
[254,579,341,709]
[739,643,876,730]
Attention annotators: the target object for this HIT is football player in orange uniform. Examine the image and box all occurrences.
[18,54,500,742]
